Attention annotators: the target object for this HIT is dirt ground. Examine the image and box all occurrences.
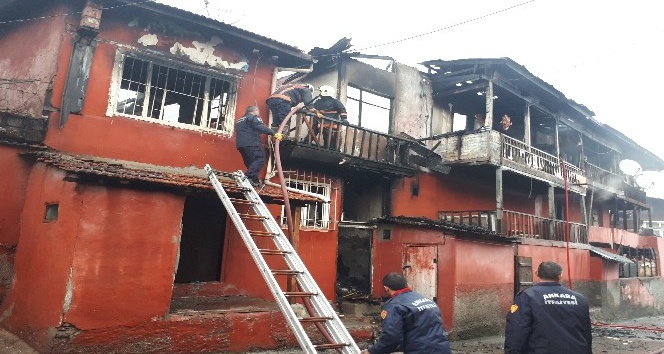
[250,316,664,354]
[2,316,664,353]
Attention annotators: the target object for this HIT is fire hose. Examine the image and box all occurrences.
[272,106,342,352]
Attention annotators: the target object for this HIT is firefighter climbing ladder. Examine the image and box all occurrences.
[203,165,360,354]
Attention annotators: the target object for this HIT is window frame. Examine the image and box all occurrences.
[107,50,238,136]
[281,178,334,231]
[346,85,392,133]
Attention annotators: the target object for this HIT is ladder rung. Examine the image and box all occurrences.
[271,270,302,275]
[258,249,291,255]
[249,230,277,237]
[225,186,250,192]
[283,292,316,297]
[229,198,255,205]
[314,343,350,350]
[299,316,332,323]
[239,213,267,220]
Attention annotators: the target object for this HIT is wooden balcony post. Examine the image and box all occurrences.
[485,80,494,128]
[554,117,561,158]
[548,184,555,236]
[496,166,503,233]
[580,195,587,242]
[524,104,531,146]
[633,206,639,233]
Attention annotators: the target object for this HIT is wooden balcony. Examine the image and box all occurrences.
[434,131,585,186]
[584,162,647,205]
[278,114,418,176]
[438,209,587,243]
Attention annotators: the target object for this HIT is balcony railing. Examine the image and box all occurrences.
[501,136,584,185]
[584,161,623,188]
[283,114,412,166]
[438,209,587,243]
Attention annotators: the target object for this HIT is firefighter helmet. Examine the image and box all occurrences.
[302,83,314,92]
[318,85,335,97]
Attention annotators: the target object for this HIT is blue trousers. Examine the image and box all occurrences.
[237,145,266,181]
[266,98,292,127]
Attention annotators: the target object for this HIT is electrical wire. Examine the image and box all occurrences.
[356,0,536,51]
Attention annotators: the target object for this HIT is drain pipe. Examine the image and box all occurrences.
[265,63,314,182]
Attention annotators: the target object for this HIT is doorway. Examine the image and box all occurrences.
[174,194,227,283]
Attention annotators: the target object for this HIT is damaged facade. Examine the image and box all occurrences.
[0,0,347,352]
[1,0,663,353]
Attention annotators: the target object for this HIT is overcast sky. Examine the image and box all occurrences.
[159,0,664,197]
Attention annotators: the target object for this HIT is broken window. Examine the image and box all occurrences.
[452,113,468,132]
[280,171,333,230]
[110,54,237,133]
[346,86,391,133]
[618,247,658,278]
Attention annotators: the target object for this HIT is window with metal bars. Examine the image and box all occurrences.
[110,54,237,133]
[280,175,332,230]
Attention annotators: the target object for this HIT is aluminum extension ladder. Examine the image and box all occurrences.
[204,165,360,354]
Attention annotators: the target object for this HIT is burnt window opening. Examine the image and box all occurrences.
[452,113,469,132]
[43,203,59,222]
[618,247,658,278]
[410,180,419,197]
[175,194,227,283]
[346,86,391,134]
[337,227,372,299]
[381,229,392,241]
[343,176,387,222]
[112,55,237,133]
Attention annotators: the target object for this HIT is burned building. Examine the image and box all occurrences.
[1,0,664,352]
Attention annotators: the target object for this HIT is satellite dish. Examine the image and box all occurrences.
[619,159,642,176]
[635,174,655,190]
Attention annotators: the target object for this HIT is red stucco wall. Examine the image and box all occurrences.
[1,163,184,338]
[220,204,339,300]
[371,225,452,327]
[453,240,515,337]
[370,224,516,333]
[43,8,275,174]
[1,164,82,346]
[517,243,592,282]
[589,256,619,281]
[0,146,30,245]
[0,3,65,117]
[393,172,554,220]
[62,185,183,330]
[589,226,661,250]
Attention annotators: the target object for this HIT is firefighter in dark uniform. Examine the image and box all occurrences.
[235,106,283,187]
[266,83,315,128]
[505,261,592,354]
[360,272,451,354]
[312,85,347,149]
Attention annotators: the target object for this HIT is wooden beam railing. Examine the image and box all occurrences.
[501,135,584,185]
[438,209,587,243]
[584,161,623,187]
[284,113,412,167]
